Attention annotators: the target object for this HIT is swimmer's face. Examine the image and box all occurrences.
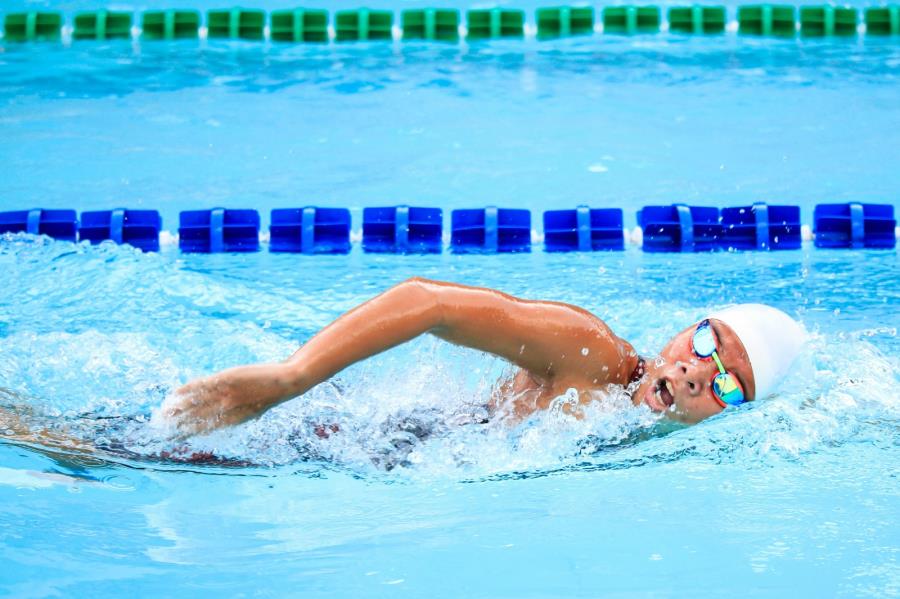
[635,319,756,424]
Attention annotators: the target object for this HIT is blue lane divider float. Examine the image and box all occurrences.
[451,206,532,253]
[362,205,443,253]
[637,204,721,252]
[813,202,896,249]
[178,208,260,253]
[79,208,162,252]
[0,208,78,241]
[270,207,351,254]
[543,206,625,252]
[720,203,801,251]
[2,204,898,253]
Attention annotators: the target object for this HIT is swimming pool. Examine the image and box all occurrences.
[1,3,899,596]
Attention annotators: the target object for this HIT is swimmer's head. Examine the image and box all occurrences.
[635,304,806,424]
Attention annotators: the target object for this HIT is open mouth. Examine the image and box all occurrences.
[656,378,676,409]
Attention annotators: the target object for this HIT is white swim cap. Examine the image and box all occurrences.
[706,304,807,401]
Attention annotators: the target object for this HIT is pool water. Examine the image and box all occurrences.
[1,10,899,597]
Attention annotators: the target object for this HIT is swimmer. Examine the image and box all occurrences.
[160,278,806,437]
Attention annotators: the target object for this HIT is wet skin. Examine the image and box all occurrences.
[631,319,756,424]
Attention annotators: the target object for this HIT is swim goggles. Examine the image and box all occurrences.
[692,320,746,408]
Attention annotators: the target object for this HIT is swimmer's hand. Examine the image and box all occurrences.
[155,363,304,438]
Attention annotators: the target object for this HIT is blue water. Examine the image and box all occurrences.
[1,15,899,598]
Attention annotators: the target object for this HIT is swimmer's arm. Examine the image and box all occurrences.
[163,278,634,434]
[291,277,633,386]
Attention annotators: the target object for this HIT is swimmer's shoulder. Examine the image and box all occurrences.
[541,304,640,387]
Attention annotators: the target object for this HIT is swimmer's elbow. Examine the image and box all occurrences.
[400,276,432,290]
[397,277,446,329]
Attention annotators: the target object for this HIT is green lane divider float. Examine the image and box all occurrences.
[738,4,796,36]
[466,8,525,40]
[335,9,393,41]
[207,8,265,40]
[800,6,857,37]
[4,12,63,42]
[668,6,727,34]
[401,9,460,41]
[865,6,900,35]
[535,6,595,39]
[602,6,661,34]
[6,5,900,44]
[271,9,329,42]
[141,10,200,40]
[73,10,132,40]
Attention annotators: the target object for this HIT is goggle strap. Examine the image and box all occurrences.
[711,352,726,373]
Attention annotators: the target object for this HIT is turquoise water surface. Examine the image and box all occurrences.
[1,8,899,597]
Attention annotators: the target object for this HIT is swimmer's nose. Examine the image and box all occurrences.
[676,362,706,397]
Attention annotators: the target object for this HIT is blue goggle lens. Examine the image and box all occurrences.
[713,372,745,406]
[692,321,717,358]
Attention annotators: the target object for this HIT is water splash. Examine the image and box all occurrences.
[0,238,897,481]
